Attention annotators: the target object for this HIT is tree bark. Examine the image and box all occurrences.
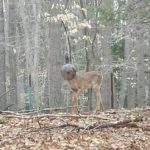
[0,0,6,110]
[100,0,112,109]
[48,0,64,108]
[32,0,41,109]
[8,0,18,110]
[136,32,146,107]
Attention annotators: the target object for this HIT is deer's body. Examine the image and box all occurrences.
[61,64,104,113]
[69,71,101,92]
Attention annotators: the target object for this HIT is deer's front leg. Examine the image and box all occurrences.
[71,91,80,114]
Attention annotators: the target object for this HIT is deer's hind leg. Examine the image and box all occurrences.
[93,86,104,111]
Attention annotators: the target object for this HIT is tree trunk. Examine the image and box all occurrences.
[0,0,6,110]
[148,33,150,105]
[101,27,112,109]
[100,0,112,109]
[32,0,41,109]
[119,0,136,108]
[48,0,64,108]
[8,0,18,110]
[136,32,146,107]
[19,1,33,110]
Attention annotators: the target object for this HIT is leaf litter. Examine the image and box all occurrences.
[0,107,150,150]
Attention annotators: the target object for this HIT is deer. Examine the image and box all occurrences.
[61,64,104,113]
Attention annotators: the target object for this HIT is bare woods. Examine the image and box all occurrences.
[0,0,149,112]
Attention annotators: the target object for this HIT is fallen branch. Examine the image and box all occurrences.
[18,107,67,114]
[4,113,109,120]
[28,116,144,132]
[92,116,143,130]
[0,111,17,115]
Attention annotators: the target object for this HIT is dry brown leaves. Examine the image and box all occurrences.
[0,107,150,150]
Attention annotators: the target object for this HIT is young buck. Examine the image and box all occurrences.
[61,64,104,113]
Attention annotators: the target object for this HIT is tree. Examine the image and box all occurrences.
[100,0,113,109]
[0,0,6,110]
[8,0,18,110]
[48,0,64,108]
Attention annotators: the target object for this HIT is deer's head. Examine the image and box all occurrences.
[61,64,76,80]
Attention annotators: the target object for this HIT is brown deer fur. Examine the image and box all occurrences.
[61,64,104,113]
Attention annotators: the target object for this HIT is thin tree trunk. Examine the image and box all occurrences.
[100,0,112,109]
[101,27,112,109]
[0,0,6,110]
[119,0,136,108]
[3,0,10,109]
[148,33,150,105]
[136,32,146,107]
[19,1,32,110]
[32,0,41,109]
[8,0,18,110]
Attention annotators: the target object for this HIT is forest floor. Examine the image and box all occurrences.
[0,107,150,150]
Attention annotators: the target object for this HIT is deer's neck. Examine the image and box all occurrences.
[68,75,81,92]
